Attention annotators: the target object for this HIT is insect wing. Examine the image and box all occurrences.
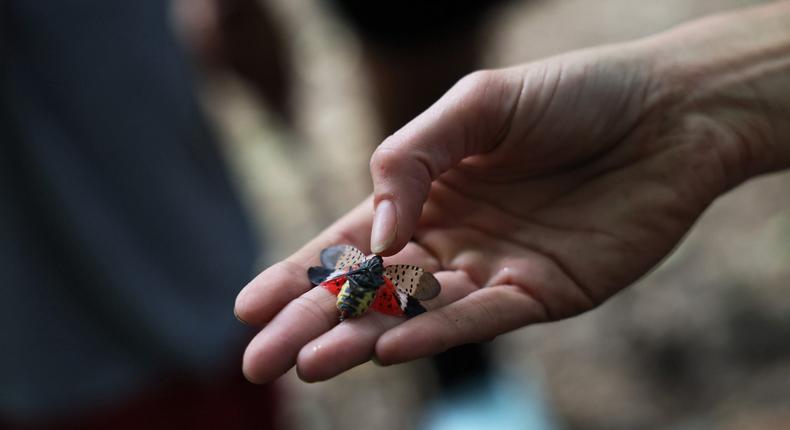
[308,244,366,286]
[320,244,366,271]
[308,266,334,286]
[320,275,346,296]
[370,277,405,316]
[383,265,441,301]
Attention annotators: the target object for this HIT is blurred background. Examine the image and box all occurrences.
[4,0,789,429]
[194,0,790,428]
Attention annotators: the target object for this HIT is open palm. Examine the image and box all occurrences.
[236,40,743,383]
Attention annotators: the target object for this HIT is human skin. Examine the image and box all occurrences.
[235,1,790,383]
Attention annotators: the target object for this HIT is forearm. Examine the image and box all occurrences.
[642,1,790,185]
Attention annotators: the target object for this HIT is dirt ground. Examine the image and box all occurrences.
[199,0,790,428]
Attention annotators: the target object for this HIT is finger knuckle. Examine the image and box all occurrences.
[370,145,403,176]
[290,295,336,328]
[453,69,498,100]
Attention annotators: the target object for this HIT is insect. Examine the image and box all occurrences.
[307,244,441,321]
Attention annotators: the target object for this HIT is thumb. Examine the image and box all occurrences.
[369,69,524,255]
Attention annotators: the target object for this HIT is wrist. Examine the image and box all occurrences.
[639,1,790,188]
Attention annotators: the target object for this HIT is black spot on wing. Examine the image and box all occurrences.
[384,265,440,308]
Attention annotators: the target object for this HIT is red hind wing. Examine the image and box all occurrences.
[320,275,346,295]
[371,276,405,316]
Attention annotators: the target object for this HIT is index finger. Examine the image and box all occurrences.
[375,284,548,364]
[369,69,524,255]
[234,196,373,326]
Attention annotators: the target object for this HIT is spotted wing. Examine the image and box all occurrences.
[319,275,346,296]
[383,265,441,301]
[321,244,366,271]
[370,276,425,318]
[308,244,366,286]
[370,277,405,316]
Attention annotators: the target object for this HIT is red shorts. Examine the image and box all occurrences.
[2,369,279,430]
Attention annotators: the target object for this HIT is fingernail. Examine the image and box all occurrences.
[234,307,248,325]
[371,200,397,254]
[234,290,248,324]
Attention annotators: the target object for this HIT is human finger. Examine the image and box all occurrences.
[235,197,373,326]
[240,240,441,383]
[295,270,478,382]
[242,286,339,384]
[374,284,548,365]
[369,69,524,255]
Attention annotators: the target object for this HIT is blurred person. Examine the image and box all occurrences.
[1,1,277,429]
[236,0,790,402]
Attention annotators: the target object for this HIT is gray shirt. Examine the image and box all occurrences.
[1,0,259,420]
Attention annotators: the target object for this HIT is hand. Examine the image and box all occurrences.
[235,3,790,383]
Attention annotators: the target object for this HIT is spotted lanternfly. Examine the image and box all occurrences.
[307,244,441,321]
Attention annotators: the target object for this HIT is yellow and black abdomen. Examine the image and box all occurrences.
[337,279,378,320]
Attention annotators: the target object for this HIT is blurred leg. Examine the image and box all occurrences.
[328,0,507,136]
[362,30,484,136]
[173,0,294,124]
